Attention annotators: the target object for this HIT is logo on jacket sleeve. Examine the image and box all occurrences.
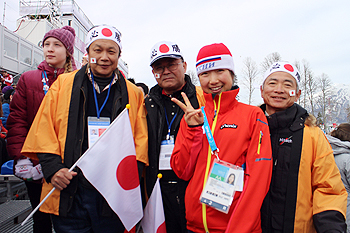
[220,123,238,129]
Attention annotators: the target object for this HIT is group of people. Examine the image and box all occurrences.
[2,23,349,233]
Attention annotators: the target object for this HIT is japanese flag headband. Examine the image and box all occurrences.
[263,61,301,88]
[85,25,122,51]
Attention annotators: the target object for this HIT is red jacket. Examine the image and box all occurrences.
[171,88,272,233]
[0,119,7,138]
[6,60,66,165]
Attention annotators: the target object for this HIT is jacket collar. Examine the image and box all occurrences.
[149,74,196,100]
[37,60,65,82]
[261,103,308,132]
[203,86,239,115]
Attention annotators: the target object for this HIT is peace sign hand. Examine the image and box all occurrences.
[171,92,204,126]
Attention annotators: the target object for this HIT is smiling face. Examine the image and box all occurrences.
[199,69,233,95]
[43,37,67,68]
[151,57,187,94]
[261,71,301,115]
[88,39,120,78]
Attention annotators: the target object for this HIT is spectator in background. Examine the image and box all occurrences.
[136,82,149,98]
[81,53,88,67]
[0,98,9,167]
[0,71,6,89]
[6,25,76,233]
[1,85,14,129]
[128,77,136,84]
[2,71,14,86]
[327,123,350,232]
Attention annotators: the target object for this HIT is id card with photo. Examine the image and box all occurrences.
[159,136,174,170]
[87,116,110,147]
[200,159,244,213]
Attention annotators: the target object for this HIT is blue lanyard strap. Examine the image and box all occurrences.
[42,71,49,95]
[91,72,114,119]
[164,107,177,139]
[201,106,218,152]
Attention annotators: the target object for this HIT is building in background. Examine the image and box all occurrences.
[1,0,128,83]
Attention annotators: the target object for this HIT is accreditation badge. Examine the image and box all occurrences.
[200,159,244,213]
[159,135,175,170]
[87,116,110,147]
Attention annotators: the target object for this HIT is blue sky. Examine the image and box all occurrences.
[1,0,349,104]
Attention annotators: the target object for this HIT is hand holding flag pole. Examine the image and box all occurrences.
[22,105,142,231]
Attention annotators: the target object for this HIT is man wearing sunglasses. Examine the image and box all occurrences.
[145,41,204,233]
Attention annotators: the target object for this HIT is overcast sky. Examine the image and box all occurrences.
[1,0,350,104]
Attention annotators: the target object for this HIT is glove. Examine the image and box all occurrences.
[30,164,44,180]
[15,158,33,180]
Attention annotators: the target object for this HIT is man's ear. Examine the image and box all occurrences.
[294,89,301,102]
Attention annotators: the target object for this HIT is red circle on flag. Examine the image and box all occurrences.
[284,64,294,72]
[159,44,169,53]
[157,221,167,233]
[102,28,113,37]
[116,155,139,190]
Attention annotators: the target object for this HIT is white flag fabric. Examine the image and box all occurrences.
[141,178,167,233]
[77,109,143,231]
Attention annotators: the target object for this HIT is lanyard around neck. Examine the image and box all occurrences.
[164,107,177,139]
[91,72,114,119]
[42,71,49,95]
[202,93,222,233]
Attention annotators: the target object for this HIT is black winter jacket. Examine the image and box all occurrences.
[145,75,200,196]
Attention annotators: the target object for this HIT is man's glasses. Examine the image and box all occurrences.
[153,63,182,74]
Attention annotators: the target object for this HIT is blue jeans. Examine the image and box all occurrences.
[51,184,124,233]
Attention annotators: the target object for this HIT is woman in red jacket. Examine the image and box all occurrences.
[6,26,76,233]
[171,43,272,233]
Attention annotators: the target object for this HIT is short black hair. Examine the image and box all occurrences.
[136,83,149,95]
[128,78,136,84]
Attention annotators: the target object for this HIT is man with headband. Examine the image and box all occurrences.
[145,41,204,233]
[21,25,148,232]
[260,61,346,232]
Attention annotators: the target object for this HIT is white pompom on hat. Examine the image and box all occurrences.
[196,43,234,76]
[86,25,122,51]
[150,41,183,66]
[263,61,301,88]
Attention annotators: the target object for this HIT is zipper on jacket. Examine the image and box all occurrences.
[202,94,222,233]
[54,69,57,79]
[257,131,263,154]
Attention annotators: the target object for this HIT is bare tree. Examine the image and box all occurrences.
[241,57,259,105]
[260,52,282,73]
[317,73,333,130]
[186,70,200,86]
[295,60,317,114]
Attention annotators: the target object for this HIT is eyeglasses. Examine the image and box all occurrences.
[153,62,182,74]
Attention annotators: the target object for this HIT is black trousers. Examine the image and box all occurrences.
[0,137,9,166]
[25,181,52,233]
[160,180,188,233]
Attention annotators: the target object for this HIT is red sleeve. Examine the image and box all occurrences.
[226,110,273,232]
[171,118,203,181]
[0,120,7,138]
[6,75,30,161]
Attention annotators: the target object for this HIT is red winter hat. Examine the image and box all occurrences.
[196,43,234,76]
[43,26,76,55]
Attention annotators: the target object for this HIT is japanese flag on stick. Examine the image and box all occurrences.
[141,174,167,233]
[77,106,143,231]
